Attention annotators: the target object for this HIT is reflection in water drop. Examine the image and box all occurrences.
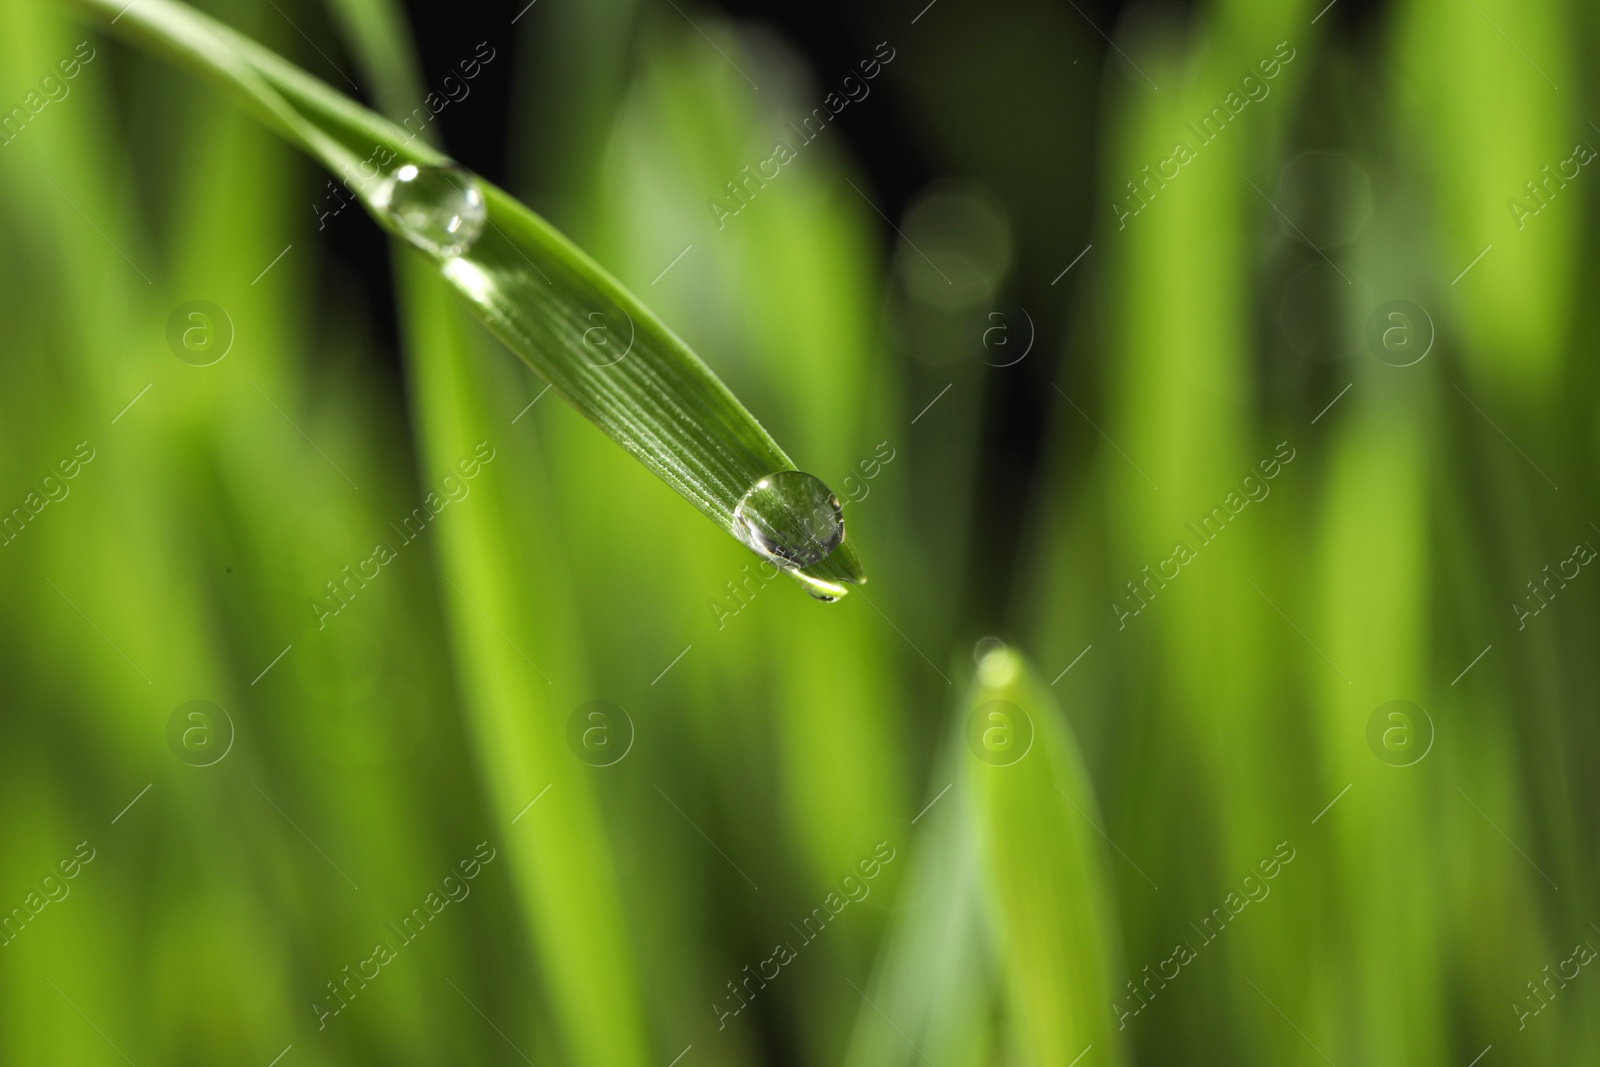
[374,164,487,257]
[731,471,844,569]
[784,565,850,603]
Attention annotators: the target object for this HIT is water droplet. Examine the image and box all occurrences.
[374,164,486,257]
[731,471,844,569]
[783,566,849,602]
[973,636,1006,663]
[977,646,1019,688]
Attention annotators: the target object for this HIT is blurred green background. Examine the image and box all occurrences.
[1,0,1596,1063]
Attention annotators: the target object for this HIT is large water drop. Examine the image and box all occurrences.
[731,471,845,569]
[374,164,486,258]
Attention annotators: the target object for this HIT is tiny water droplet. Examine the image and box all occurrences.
[973,636,1006,663]
[977,646,1019,688]
[784,564,850,603]
[731,471,844,568]
[374,164,486,257]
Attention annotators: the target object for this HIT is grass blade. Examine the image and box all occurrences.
[63,0,865,593]
[965,644,1127,1066]
[843,742,994,1067]
[397,254,654,1065]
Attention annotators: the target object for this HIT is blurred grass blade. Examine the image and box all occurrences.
[843,743,995,1067]
[966,644,1127,1066]
[320,0,427,121]
[65,0,865,590]
[397,254,654,1066]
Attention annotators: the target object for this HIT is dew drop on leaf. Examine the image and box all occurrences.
[731,471,845,569]
[374,164,486,258]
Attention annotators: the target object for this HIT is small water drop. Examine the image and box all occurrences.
[784,565,850,602]
[977,646,1019,688]
[973,636,1006,663]
[374,164,486,257]
[731,471,844,569]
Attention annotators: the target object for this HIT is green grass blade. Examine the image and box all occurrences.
[843,744,994,1067]
[63,0,865,592]
[966,644,1127,1066]
[318,0,427,121]
[396,254,654,1065]
[308,2,653,1060]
